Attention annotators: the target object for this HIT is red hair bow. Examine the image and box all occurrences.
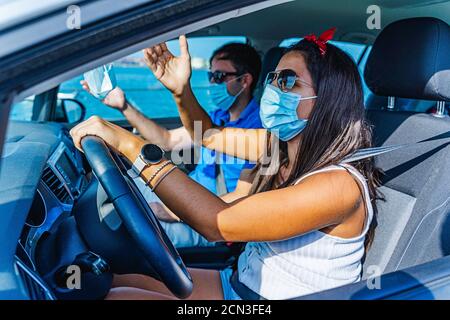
[304,27,337,56]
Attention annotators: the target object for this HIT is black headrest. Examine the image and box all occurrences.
[259,47,285,84]
[364,17,450,101]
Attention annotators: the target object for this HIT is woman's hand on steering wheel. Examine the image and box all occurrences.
[70,115,144,163]
[72,122,194,298]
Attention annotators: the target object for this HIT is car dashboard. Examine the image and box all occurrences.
[1,120,236,300]
[1,121,88,300]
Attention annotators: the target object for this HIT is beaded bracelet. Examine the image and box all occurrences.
[145,160,173,187]
[151,165,177,192]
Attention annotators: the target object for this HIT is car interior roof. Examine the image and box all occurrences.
[191,0,450,45]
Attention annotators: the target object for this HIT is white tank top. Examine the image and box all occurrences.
[236,163,373,299]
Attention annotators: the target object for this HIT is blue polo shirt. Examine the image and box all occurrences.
[188,98,262,194]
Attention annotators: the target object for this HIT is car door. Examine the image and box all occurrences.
[298,255,450,300]
[0,0,293,300]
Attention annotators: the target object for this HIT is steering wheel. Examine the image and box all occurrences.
[80,136,193,299]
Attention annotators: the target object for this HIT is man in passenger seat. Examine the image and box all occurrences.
[81,41,263,248]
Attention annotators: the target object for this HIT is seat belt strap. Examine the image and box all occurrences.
[215,152,228,196]
[342,144,408,163]
[230,271,266,300]
[342,134,450,163]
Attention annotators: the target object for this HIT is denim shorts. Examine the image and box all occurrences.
[219,267,242,300]
[159,220,215,248]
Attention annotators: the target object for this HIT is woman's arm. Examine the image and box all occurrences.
[176,89,267,161]
[174,87,267,161]
[172,85,214,141]
[143,37,267,162]
[150,165,363,242]
[151,169,254,222]
[70,117,364,243]
[143,36,213,144]
[201,127,267,163]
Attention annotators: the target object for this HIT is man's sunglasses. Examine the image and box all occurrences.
[264,69,313,92]
[208,71,242,84]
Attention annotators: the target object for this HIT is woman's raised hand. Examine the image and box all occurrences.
[143,35,191,97]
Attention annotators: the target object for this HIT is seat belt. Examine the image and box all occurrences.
[342,135,450,163]
[230,271,266,300]
[342,144,408,163]
[215,152,228,196]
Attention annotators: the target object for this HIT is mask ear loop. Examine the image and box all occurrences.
[226,73,245,84]
[299,96,318,101]
[234,85,246,98]
[226,74,247,97]
[295,95,317,122]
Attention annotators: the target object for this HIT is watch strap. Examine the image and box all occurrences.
[129,154,147,178]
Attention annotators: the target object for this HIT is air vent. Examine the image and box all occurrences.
[16,259,54,300]
[42,167,71,204]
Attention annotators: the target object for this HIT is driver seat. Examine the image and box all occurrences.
[361,17,450,278]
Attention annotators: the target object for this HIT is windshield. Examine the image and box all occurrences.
[9,36,246,122]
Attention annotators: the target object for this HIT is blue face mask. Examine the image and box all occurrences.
[208,76,245,111]
[260,84,317,141]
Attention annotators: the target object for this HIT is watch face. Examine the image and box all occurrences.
[141,144,164,164]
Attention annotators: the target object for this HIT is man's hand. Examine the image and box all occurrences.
[81,80,127,111]
[144,35,191,97]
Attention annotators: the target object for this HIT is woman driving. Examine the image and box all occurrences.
[70,29,380,300]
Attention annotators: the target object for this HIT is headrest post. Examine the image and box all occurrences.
[386,96,395,111]
[434,101,447,118]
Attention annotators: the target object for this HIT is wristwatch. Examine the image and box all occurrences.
[131,144,165,177]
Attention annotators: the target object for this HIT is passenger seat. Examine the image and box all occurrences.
[362,17,450,278]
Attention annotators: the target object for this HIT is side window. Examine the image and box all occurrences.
[59,36,246,121]
[9,96,35,121]
[279,38,367,63]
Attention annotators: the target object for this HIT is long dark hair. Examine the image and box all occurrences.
[250,39,381,248]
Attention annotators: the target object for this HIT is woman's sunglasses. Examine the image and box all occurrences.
[264,69,313,92]
[207,71,242,84]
